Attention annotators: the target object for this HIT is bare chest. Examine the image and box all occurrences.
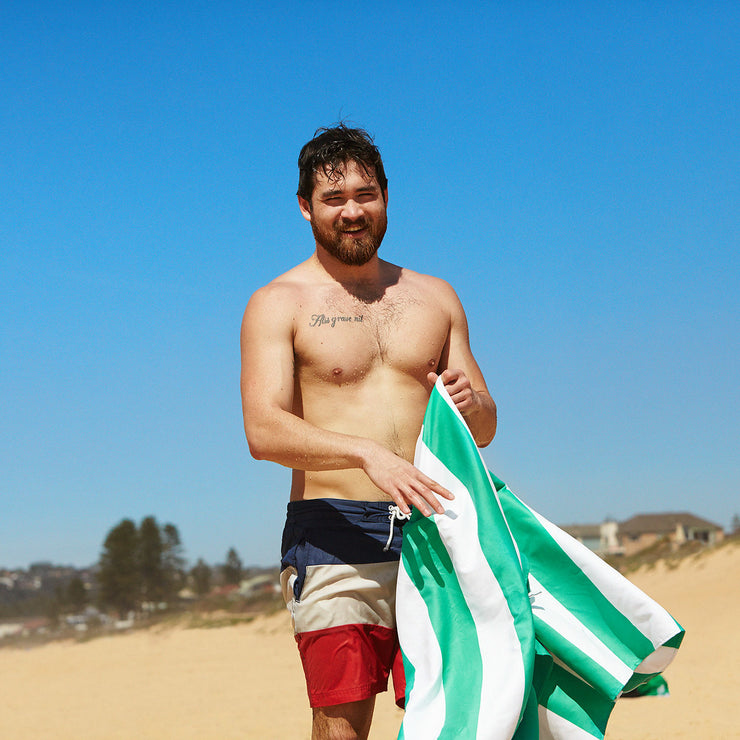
[293,291,449,384]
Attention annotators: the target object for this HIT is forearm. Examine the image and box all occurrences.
[462,390,497,448]
[245,406,377,473]
[244,405,453,516]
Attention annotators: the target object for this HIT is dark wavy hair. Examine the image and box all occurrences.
[297,123,388,202]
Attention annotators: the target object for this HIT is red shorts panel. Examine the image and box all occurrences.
[296,623,406,708]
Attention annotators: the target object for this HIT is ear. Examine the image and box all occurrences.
[383,188,389,206]
[298,195,312,222]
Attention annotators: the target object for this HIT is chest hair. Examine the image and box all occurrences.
[327,286,420,360]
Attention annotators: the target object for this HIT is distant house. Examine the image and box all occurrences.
[21,617,51,636]
[0,622,23,640]
[238,574,280,598]
[561,520,621,556]
[211,584,240,598]
[617,512,724,556]
[561,512,724,557]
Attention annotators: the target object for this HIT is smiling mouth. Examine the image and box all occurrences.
[339,219,369,232]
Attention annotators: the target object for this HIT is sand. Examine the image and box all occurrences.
[2,543,739,739]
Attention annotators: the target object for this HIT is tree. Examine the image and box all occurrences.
[191,559,212,596]
[139,516,166,604]
[44,592,62,625]
[97,516,189,615]
[162,523,186,599]
[98,519,139,617]
[67,576,88,612]
[221,547,243,585]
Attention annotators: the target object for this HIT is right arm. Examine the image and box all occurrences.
[239,284,452,515]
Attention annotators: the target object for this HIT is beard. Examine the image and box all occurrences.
[311,212,387,266]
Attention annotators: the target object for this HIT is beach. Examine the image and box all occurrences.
[2,542,738,739]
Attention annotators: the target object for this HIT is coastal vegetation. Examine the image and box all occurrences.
[0,516,280,646]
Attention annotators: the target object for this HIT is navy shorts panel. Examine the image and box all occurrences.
[280,499,406,603]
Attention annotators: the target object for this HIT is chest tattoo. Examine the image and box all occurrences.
[309,313,364,328]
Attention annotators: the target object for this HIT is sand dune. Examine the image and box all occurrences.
[2,542,738,739]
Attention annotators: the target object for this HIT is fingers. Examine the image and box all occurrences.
[414,488,445,516]
[422,474,454,500]
[430,369,472,400]
[403,474,453,517]
[363,443,453,518]
[435,368,468,396]
[387,470,452,517]
[401,488,441,517]
[434,368,477,415]
[441,368,468,391]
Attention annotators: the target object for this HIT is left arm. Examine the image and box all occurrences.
[428,282,497,447]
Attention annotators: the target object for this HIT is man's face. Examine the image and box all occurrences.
[298,159,388,266]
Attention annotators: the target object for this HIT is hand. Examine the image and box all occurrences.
[427,368,479,417]
[361,442,453,517]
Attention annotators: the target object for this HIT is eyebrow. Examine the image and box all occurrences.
[318,188,344,198]
[317,183,380,199]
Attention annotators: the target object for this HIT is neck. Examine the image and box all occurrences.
[313,245,384,285]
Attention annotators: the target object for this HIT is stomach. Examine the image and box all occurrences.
[291,468,394,502]
[290,370,431,502]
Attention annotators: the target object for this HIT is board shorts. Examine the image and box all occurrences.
[280,498,408,709]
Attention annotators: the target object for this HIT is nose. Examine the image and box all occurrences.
[341,199,363,221]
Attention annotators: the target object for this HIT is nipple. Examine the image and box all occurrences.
[332,367,343,377]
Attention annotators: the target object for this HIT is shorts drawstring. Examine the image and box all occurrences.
[383,505,411,551]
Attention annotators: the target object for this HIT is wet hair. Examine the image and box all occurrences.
[297,123,388,202]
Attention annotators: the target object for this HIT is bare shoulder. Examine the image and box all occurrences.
[242,261,315,324]
[397,265,463,310]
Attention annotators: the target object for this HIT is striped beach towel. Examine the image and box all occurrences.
[396,379,684,739]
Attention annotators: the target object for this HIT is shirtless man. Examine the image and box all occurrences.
[240,124,496,740]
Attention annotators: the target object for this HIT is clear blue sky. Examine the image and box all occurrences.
[2,2,738,570]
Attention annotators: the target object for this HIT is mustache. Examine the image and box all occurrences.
[338,218,369,230]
